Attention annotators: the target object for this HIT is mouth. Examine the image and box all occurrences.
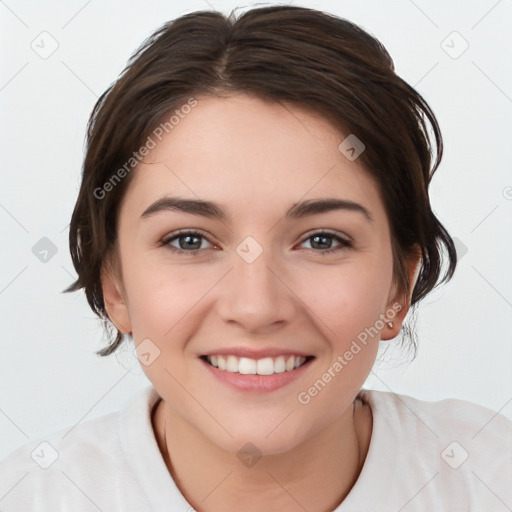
[200,354,315,375]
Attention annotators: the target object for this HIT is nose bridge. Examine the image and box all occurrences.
[233,234,280,297]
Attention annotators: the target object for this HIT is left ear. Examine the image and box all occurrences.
[381,246,422,340]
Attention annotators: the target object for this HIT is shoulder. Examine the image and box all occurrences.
[361,388,512,438]
[0,386,158,511]
[0,406,121,470]
[356,389,512,509]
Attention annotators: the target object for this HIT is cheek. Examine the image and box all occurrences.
[125,277,190,340]
[301,257,393,338]
[294,264,389,417]
[122,253,217,343]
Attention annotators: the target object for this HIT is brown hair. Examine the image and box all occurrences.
[63,5,457,358]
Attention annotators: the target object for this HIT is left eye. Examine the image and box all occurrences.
[299,231,352,253]
[161,230,352,255]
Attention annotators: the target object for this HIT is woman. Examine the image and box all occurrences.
[1,5,510,511]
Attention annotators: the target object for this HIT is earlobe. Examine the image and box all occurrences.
[101,260,132,334]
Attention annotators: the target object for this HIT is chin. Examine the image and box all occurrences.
[226,435,302,459]
[203,418,309,458]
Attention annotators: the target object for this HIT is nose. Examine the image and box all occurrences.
[216,239,297,334]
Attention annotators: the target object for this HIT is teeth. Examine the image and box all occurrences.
[274,356,286,373]
[226,355,238,372]
[257,357,274,375]
[206,354,308,375]
[239,357,256,374]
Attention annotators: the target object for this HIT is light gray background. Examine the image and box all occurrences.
[1,0,511,462]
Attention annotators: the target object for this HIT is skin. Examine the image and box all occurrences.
[101,93,420,511]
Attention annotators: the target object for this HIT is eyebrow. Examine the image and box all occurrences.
[140,196,374,223]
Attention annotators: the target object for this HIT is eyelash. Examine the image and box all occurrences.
[160,229,352,256]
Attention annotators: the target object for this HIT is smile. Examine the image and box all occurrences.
[202,354,314,375]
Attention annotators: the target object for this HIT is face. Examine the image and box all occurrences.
[102,93,416,455]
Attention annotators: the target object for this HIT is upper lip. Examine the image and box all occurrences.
[200,347,314,359]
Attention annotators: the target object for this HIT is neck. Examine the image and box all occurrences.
[152,397,372,512]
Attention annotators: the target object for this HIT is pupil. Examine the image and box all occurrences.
[182,235,200,250]
[313,235,330,250]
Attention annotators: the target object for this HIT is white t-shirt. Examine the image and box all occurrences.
[1,385,511,511]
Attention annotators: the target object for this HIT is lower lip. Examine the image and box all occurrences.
[201,357,314,392]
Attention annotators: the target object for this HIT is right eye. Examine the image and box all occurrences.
[161,230,215,255]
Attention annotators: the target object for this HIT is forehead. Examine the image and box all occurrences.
[119,93,386,224]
